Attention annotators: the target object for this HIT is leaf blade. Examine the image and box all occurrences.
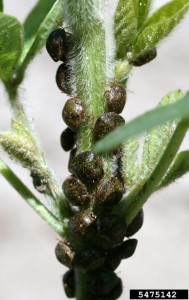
[0,13,23,81]
[115,0,138,58]
[137,0,152,29]
[23,0,56,60]
[93,92,189,154]
[141,90,183,178]
[132,0,189,59]
[122,137,140,190]
[0,1,3,12]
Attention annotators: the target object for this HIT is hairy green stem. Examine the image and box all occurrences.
[117,121,189,224]
[4,81,30,129]
[64,1,106,152]
[64,1,116,183]
[0,158,64,236]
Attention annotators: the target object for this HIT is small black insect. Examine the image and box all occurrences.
[46,28,67,62]
[73,248,105,270]
[95,177,124,207]
[56,63,71,94]
[30,172,48,193]
[104,251,121,271]
[62,98,83,132]
[62,269,75,298]
[63,176,91,206]
[108,277,123,300]
[106,82,126,114]
[60,127,75,151]
[90,270,119,296]
[70,151,104,184]
[131,48,157,67]
[117,239,138,259]
[93,112,125,141]
[97,214,127,248]
[126,209,144,237]
[68,209,97,241]
[55,240,74,268]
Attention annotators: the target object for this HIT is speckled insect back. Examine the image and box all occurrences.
[93,112,125,141]
[63,176,91,206]
[68,209,97,242]
[55,240,74,268]
[62,98,83,132]
[95,177,124,207]
[56,63,71,94]
[105,82,127,114]
[46,28,67,62]
[70,151,104,184]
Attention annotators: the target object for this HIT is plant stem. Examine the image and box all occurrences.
[64,1,106,152]
[0,158,64,236]
[4,81,30,129]
[75,269,92,300]
[116,121,189,224]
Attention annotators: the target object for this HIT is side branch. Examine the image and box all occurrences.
[0,158,64,236]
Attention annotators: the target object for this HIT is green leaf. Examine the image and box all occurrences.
[122,137,140,190]
[0,1,3,12]
[141,90,183,178]
[17,0,64,83]
[137,0,152,29]
[0,13,23,81]
[158,150,189,190]
[115,0,138,58]
[131,0,189,60]
[93,92,189,154]
[23,0,56,60]
[0,120,47,177]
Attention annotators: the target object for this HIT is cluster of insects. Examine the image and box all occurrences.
[46,27,144,299]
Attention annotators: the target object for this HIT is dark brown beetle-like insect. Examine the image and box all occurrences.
[106,82,126,114]
[90,270,119,296]
[46,28,67,62]
[126,209,144,237]
[131,48,157,67]
[68,209,97,241]
[62,98,83,132]
[97,214,127,247]
[56,63,71,94]
[70,151,104,184]
[63,176,91,206]
[104,251,121,271]
[95,177,124,206]
[117,238,138,259]
[73,248,105,270]
[60,127,75,152]
[62,269,75,298]
[93,112,125,141]
[55,240,74,268]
